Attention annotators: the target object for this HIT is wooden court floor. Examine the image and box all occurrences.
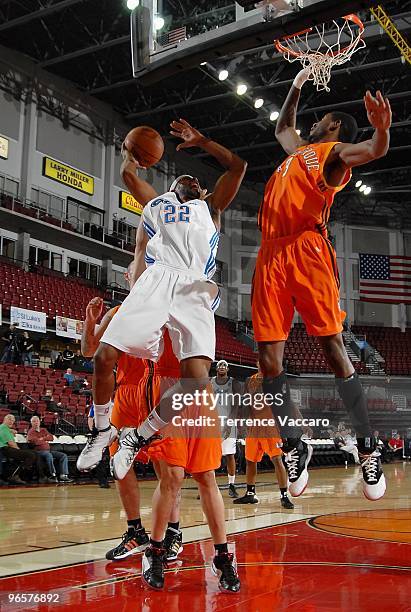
[0,462,410,611]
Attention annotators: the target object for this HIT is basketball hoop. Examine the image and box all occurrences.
[274,14,365,92]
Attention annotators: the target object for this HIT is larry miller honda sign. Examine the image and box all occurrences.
[42,156,94,195]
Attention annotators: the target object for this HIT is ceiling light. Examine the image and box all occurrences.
[200,62,207,66]
[218,69,229,81]
[364,186,372,195]
[355,180,362,188]
[154,16,165,30]
[296,129,301,136]
[270,111,279,121]
[254,98,264,109]
[126,0,139,9]
[359,184,367,192]
[237,83,247,95]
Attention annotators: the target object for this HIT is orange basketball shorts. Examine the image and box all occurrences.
[148,436,222,474]
[109,376,152,457]
[245,437,282,463]
[147,391,222,474]
[252,230,345,341]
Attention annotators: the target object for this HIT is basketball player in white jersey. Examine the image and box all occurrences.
[79,119,246,592]
[211,360,242,498]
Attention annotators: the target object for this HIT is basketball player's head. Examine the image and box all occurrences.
[216,359,228,376]
[308,111,358,144]
[170,175,202,201]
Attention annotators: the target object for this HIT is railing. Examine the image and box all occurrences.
[0,190,136,253]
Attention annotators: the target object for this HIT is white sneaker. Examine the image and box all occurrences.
[285,440,313,497]
[76,425,117,472]
[112,427,142,481]
[361,450,386,501]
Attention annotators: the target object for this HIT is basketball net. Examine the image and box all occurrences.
[275,15,365,92]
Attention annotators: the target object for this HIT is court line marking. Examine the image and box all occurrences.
[0,509,307,558]
[75,559,411,591]
[308,508,411,545]
[0,515,309,581]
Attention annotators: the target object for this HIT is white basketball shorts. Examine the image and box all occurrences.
[101,264,219,362]
[222,437,237,456]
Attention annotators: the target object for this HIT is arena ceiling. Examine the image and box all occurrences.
[0,0,410,228]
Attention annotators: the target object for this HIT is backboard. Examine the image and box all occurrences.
[131,0,381,86]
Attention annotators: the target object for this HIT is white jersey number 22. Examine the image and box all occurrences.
[164,204,190,224]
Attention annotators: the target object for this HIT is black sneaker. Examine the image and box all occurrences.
[211,552,240,593]
[106,528,149,560]
[284,439,313,497]
[228,484,239,498]
[163,527,183,562]
[59,475,73,483]
[233,492,259,504]
[280,494,294,509]
[142,545,167,590]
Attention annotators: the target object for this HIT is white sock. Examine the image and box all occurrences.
[94,401,112,430]
[137,408,168,439]
[228,475,236,485]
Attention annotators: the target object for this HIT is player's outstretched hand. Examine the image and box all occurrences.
[85,297,104,324]
[293,67,311,90]
[121,141,146,169]
[170,118,206,150]
[364,90,392,131]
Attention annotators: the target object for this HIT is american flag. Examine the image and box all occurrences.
[157,26,186,47]
[359,254,411,304]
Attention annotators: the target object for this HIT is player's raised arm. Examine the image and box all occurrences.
[131,216,150,287]
[120,143,159,206]
[333,91,391,168]
[81,299,117,357]
[170,119,247,227]
[275,68,310,155]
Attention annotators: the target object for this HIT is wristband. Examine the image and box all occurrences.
[293,68,310,90]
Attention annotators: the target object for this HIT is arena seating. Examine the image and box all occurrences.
[0,363,91,431]
[0,259,104,321]
[352,326,411,376]
[215,317,256,365]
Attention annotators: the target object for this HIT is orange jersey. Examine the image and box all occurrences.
[258,141,351,240]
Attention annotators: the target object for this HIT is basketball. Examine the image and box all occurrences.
[124,126,164,168]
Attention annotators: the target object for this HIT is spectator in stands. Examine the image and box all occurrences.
[331,425,360,465]
[72,377,92,397]
[21,331,34,366]
[62,348,74,366]
[373,430,388,463]
[27,416,73,483]
[1,324,22,364]
[388,433,404,457]
[73,349,85,371]
[0,414,45,484]
[52,352,64,370]
[50,348,60,366]
[40,389,66,416]
[63,368,75,386]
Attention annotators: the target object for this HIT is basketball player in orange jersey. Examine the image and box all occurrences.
[252,67,392,501]
[234,362,293,508]
[80,263,183,564]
